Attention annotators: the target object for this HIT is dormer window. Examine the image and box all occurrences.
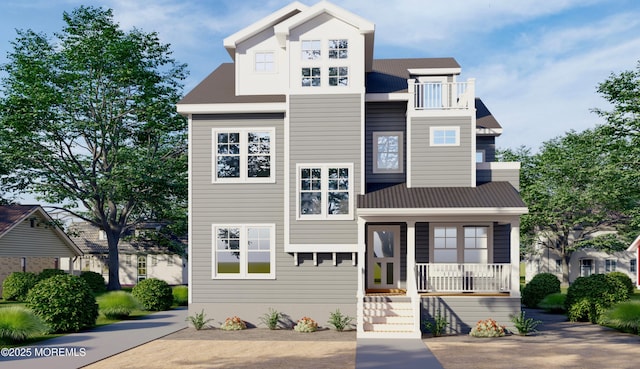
[301,40,321,60]
[255,52,274,72]
[328,39,348,59]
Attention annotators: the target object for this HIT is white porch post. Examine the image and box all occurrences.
[406,221,421,336]
[510,218,521,297]
[357,217,366,335]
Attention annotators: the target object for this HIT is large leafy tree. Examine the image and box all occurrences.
[0,7,188,290]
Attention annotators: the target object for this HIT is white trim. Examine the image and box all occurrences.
[211,224,276,279]
[177,103,286,115]
[212,128,276,184]
[430,126,460,146]
[407,67,461,76]
[372,131,404,174]
[295,163,355,220]
[357,207,529,216]
[406,112,412,188]
[187,114,193,303]
[476,128,503,136]
[284,243,358,253]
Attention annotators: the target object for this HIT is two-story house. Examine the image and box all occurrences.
[177,1,527,338]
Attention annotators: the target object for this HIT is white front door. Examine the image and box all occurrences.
[367,225,401,290]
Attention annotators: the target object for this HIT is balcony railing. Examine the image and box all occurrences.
[416,263,511,293]
[412,81,473,110]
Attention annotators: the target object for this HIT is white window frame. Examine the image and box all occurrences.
[296,163,354,221]
[430,126,460,146]
[373,131,403,173]
[430,223,493,263]
[301,67,321,87]
[328,66,349,86]
[212,224,276,279]
[255,51,275,72]
[301,40,321,60]
[212,128,276,183]
[463,226,489,264]
[433,226,458,263]
[328,39,348,59]
[605,259,617,272]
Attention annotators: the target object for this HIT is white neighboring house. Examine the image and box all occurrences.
[627,235,640,288]
[60,222,187,286]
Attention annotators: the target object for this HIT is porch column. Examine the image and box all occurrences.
[406,221,417,296]
[357,217,366,335]
[510,217,521,297]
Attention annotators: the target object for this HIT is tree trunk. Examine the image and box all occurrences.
[106,229,122,291]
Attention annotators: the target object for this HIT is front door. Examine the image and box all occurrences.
[367,225,401,290]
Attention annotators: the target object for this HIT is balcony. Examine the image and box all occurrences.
[409,79,475,111]
[416,263,511,293]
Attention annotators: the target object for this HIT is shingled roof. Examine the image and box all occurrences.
[0,205,40,237]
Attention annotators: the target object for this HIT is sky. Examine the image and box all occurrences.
[1,0,639,152]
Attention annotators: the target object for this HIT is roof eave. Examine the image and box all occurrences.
[357,207,529,217]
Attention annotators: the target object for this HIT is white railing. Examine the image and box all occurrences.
[416,263,511,293]
[413,81,473,110]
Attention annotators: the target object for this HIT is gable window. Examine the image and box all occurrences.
[430,126,460,146]
[464,226,488,263]
[213,224,275,279]
[301,40,321,60]
[213,128,275,183]
[605,259,617,272]
[373,132,403,173]
[255,52,274,72]
[297,164,353,220]
[329,67,348,86]
[301,67,321,87]
[329,39,348,59]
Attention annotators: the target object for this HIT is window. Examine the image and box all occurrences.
[125,255,132,267]
[255,52,274,72]
[213,224,275,279]
[464,227,488,263]
[433,226,457,263]
[137,256,147,277]
[213,128,275,183]
[301,40,321,60]
[555,259,562,273]
[605,259,617,272]
[301,67,321,87]
[476,150,485,163]
[329,39,348,59]
[430,127,460,146]
[297,164,353,220]
[580,259,593,277]
[329,67,348,86]
[630,259,636,273]
[373,132,403,173]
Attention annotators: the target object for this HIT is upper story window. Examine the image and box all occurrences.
[301,40,321,60]
[329,39,348,59]
[297,164,353,220]
[430,126,460,146]
[255,52,274,72]
[373,132,403,173]
[476,150,485,163]
[213,128,275,183]
[213,224,275,279]
[329,67,348,86]
[301,67,321,87]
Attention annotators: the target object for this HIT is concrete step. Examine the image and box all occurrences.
[363,322,415,332]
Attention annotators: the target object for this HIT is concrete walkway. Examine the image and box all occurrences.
[0,307,187,369]
[356,338,444,369]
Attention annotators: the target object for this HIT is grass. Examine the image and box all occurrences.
[601,300,640,334]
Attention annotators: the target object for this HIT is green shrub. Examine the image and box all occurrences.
[37,268,67,281]
[131,278,173,311]
[1,272,39,301]
[25,274,98,333]
[565,274,629,323]
[172,285,188,306]
[510,310,542,335]
[0,306,48,342]
[186,309,214,330]
[259,308,282,330]
[521,273,561,308]
[607,271,635,297]
[538,292,567,313]
[423,311,448,337]
[80,271,107,294]
[601,301,640,334]
[97,291,140,319]
[327,309,353,332]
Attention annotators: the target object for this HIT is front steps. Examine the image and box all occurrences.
[360,295,421,338]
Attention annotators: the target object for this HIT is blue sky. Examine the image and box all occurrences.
[1,0,640,151]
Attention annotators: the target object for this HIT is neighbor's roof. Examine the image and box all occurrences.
[357,182,526,211]
[0,205,40,237]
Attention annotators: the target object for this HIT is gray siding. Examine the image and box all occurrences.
[365,102,407,190]
[190,113,357,308]
[421,296,520,334]
[416,222,429,263]
[289,94,362,245]
[409,116,472,187]
[0,214,77,257]
[493,223,511,263]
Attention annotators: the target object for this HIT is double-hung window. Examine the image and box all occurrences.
[605,259,617,272]
[373,132,403,173]
[464,226,488,263]
[297,164,353,220]
[213,128,275,183]
[213,224,275,279]
[433,226,457,263]
[430,126,460,146]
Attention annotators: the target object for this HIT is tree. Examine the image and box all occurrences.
[0,7,188,290]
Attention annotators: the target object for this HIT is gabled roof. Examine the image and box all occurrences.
[357,182,527,215]
[628,234,640,252]
[223,1,307,60]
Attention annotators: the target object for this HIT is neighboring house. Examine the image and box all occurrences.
[177,1,527,338]
[525,247,637,285]
[0,205,82,295]
[61,222,187,286]
[627,235,640,288]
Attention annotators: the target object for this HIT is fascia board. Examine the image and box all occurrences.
[408,68,462,76]
[357,207,529,217]
[177,103,286,115]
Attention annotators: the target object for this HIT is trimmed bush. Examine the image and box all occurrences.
[522,273,561,308]
[172,285,188,306]
[1,272,39,302]
[537,292,567,313]
[26,274,98,333]
[601,301,640,334]
[607,271,635,297]
[565,273,629,323]
[98,291,140,319]
[132,278,173,311]
[0,306,48,342]
[80,271,107,294]
[37,268,67,281]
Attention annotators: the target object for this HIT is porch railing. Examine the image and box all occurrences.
[416,263,511,293]
[413,81,473,110]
